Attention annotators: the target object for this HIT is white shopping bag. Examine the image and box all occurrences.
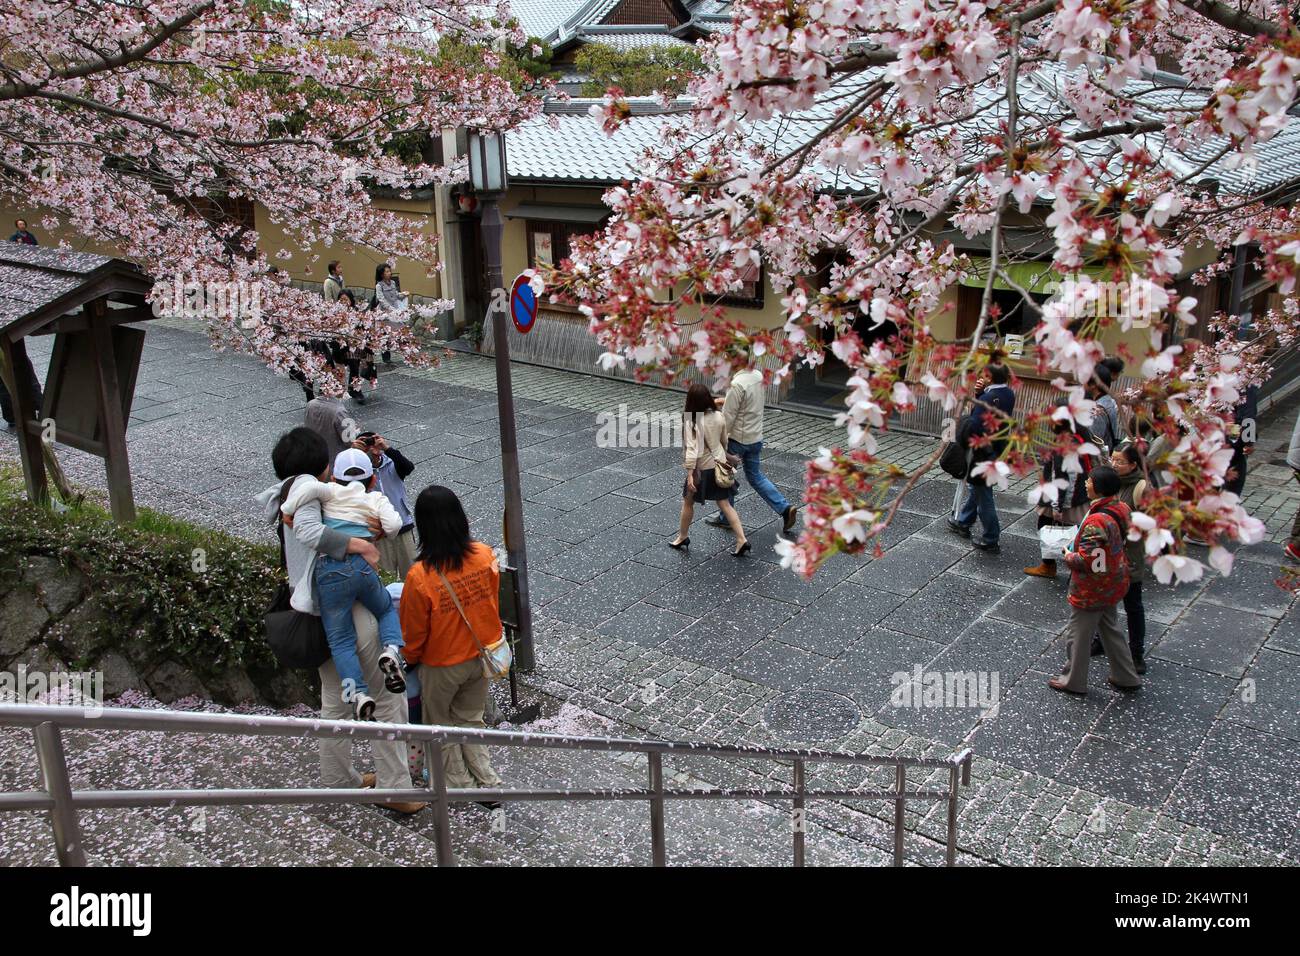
[1039,524,1078,560]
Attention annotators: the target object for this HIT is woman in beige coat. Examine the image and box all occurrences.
[671,383,750,556]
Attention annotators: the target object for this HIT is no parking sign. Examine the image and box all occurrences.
[509,273,538,334]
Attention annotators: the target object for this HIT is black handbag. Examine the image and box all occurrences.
[939,414,975,479]
[263,478,331,670]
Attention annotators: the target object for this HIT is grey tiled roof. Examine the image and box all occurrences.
[507,110,677,182]
[0,243,143,330]
[575,29,693,52]
[509,61,1300,200]
[685,0,732,13]
[0,242,116,274]
[508,0,622,43]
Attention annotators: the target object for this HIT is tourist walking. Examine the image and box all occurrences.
[1092,443,1150,674]
[1048,466,1142,695]
[948,362,1015,553]
[323,260,345,303]
[707,365,799,535]
[399,485,504,801]
[1024,410,1093,578]
[259,427,422,813]
[371,263,408,366]
[671,383,749,556]
[1088,364,1124,453]
[305,392,354,463]
[1224,385,1258,496]
[8,219,37,245]
[354,431,418,578]
[333,288,376,404]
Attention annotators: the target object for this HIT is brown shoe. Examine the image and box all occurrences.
[379,801,426,815]
[782,506,799,534]
[1107,678,1140,693]
[1048,676,1086,695]
[1023,562,1056,578]
[361,773,377,789]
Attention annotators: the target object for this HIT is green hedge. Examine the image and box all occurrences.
[0,465,282,680]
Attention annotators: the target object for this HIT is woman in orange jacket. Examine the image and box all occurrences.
[400,485,503,800]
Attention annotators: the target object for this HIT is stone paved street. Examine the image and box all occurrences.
[4,319,1299,866]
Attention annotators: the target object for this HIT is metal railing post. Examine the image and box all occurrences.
[792,759,806,868]
[893,763,906,867]
[426,732,456,867]
[945,764,960,866]
[33,722,86,867]
[648,752,666,867]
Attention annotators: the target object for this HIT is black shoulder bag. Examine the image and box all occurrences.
[263,477,332,669]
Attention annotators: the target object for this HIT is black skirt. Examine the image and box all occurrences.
[684,467,732,503]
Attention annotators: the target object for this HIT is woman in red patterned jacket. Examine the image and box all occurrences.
[1048,466,1143,696]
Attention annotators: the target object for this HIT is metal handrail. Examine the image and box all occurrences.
[0,704,974,868]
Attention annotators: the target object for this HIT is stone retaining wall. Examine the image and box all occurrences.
[0,556,315,708]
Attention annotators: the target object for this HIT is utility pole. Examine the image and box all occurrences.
[471,132,535,672]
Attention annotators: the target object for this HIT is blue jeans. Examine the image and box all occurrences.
[956,482,1000,546]
[726,439,790,516]
[314,553,403,699]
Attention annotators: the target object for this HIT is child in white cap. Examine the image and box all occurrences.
[281,448,405,719]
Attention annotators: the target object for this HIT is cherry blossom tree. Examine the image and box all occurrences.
[551,0,1300,585]
[0,0,543,391]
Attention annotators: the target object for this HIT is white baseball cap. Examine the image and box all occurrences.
[333,447,374,481]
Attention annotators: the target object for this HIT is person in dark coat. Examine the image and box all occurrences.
[1224,385,1258,496]
[1048,466,1141,695]
[1091,443,1150,674]
[1024,410,1094,578]
[8,219,37,245]
[948,362,1015,553]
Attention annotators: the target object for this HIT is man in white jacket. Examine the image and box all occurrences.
[260,427,421,812]
[708,366,799,534]
[281,448,406,720]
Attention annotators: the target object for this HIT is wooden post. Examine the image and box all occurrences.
[0,336,49,507]
[88,303,136,523]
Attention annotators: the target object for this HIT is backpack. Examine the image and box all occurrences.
[1090,502,1131,570]
[938,414,976,479]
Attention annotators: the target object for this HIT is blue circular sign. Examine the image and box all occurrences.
[510,274,537,334]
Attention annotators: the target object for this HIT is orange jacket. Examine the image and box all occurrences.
[400,543,501,668]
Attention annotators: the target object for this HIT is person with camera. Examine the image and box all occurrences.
[354,431,418,578]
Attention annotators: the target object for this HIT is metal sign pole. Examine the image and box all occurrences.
[480,197,535,673]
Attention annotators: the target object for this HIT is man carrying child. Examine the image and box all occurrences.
[281,447,407,719]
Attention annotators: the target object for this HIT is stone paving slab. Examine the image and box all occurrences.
[3,320,1298,865]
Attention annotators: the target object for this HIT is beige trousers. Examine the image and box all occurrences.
[318,604,410,790]
[1060,603,1141,693]
[419,658,502,789]
[377,529,418,579]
